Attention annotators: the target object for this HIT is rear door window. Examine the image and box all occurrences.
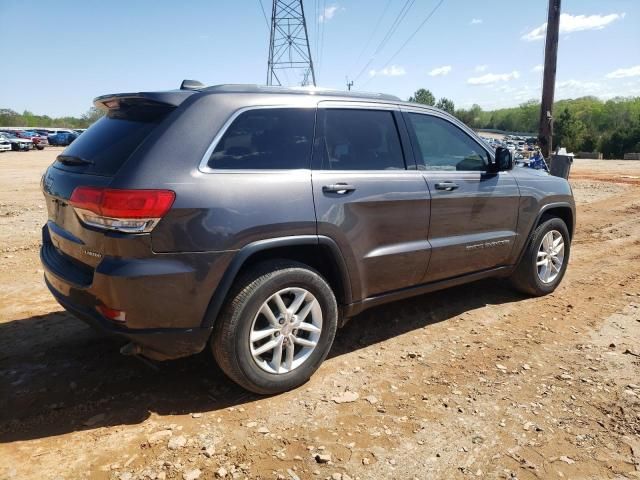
[319,109,406,170]
[54,102,173,176]
[207,108,315,170]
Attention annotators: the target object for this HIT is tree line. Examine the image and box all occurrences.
[0,107,103,129]
[409,88,640,159]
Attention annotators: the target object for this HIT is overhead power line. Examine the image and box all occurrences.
[352,0,416,83]
[353,0,393,65]
[257,0,270,28]
[361,0,446,88]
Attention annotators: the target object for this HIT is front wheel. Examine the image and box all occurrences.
[211,261,338,394]
[508,217,571,296]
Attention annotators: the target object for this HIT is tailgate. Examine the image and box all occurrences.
[42,167,112,272]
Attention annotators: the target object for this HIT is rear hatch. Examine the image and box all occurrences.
[41,94,183,283]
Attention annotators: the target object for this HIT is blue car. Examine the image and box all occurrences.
[48,130,78,146]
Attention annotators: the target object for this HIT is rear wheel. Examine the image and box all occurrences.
[509,217,571,296]
[210,261,338,394]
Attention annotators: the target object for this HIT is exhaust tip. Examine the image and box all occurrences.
[120,342,143,356]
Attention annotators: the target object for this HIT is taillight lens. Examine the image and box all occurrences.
[70,187,175,233]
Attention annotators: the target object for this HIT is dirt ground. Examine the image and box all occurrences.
[1,148,639,480]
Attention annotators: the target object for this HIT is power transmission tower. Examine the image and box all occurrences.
[267,0,316,87]
[538,0,561,159]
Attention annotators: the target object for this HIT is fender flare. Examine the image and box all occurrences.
[200,235,352,328]
[514,201,575,266]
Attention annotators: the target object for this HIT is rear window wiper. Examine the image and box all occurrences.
[56,155,94,166]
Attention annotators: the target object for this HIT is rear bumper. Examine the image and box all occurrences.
[45,276,212,360]
[39,225,228,360]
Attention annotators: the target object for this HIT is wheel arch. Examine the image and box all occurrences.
[514,201,574,266]
[201,235,352,328]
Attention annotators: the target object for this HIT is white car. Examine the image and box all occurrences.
[0,135,12,152]
[0,133,32,151]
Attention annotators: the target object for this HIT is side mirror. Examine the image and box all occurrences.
[492,147,514,172]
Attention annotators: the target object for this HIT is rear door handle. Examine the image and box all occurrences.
[323,183,356,194]
[434,182,459,191]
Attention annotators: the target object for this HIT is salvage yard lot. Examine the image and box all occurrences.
[1,149,639,479]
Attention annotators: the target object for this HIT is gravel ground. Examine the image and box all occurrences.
[1,150,639,480]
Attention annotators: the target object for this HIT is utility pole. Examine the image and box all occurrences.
[346,78,354,91]
[538,0,561,159]
[267,0,316,87]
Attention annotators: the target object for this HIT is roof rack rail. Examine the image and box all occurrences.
[202,84,401,101]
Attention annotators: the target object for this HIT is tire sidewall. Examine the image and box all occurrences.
[529,218,571,294]
[231,268,337,392]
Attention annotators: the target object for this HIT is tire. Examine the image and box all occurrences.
[210,260,338,394]
[509,216,571,296]
[36,145,45,150]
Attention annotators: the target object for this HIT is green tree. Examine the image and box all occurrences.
[554,107,586,152]
[435,97,455,114]
[82,107,104,125]
[408,88,435,106]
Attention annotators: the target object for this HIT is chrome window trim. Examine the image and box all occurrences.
[317,100,400,111]
[198,104,317,174]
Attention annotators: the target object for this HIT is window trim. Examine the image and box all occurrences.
[401,107,495,173]
[314,102,411,172]
[198,104,317,174]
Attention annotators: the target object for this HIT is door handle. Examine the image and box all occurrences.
[323,183,356,194]
[434,182,459,191]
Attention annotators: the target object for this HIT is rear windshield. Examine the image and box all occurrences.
[54,102,172,176]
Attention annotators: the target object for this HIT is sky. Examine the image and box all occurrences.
[1,0,639,117]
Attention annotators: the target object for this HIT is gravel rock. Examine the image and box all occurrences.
[257,426,270,434]
[167,435,187,450]
[202,444,215,458]
[315,453,332,464]
[215,467,228,478]
[148,430,173,444]
[364,395,379,404]
[332,391,359,404]
[183,469,202,480]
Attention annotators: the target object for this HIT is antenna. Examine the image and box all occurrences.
[267,0,316,87]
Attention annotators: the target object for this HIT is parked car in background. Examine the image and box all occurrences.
[48,130,78,146]
[0,135,11,152]
[14,130,49,150]
[0,132,33,151]
[73,129,87,135]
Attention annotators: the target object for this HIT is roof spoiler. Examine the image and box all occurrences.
[180,79,205,91]
[93,90,196,111]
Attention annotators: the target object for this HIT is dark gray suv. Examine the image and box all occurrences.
[40,83,575,394]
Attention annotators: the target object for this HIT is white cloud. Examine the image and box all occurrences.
[319,5,339,22]
[428,65,452,77]
[467,71,520,85]
[532,64,544,72]
[555,79,614,99]
[474,64,488,73]
[470,18,483,25]
[522,13,625,41]
[605,65,640,79]
[368,65,406,77]
[557,79,600,90]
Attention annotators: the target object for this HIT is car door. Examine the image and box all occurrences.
[312,102,431,300]
[402,108,520,283]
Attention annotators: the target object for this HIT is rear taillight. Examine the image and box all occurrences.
[70,186,175,233]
